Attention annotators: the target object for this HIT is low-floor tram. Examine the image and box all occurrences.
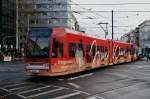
[25,27,137,76]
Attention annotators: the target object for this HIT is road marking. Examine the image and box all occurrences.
[87,96,105,99]
[0,88,10,92]
[137,65,149,68]
[52,91,81,99]
[17,94,27,99]
[18,85,51,94]
[68,83,81,88]
[27,87,64,98]
[58,78,64,81]
[9,86,28,91]
[68,73,93,80]
[3,82,27,88]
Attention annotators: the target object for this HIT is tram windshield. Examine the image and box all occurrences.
[26,28,52,58]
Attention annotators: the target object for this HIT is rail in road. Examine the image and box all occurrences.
[0,81,102,99]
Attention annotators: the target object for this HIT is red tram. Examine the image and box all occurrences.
[25,27,137,76]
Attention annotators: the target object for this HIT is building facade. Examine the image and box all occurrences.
[120,27,139,49]
[139,20,150,48]
[0,0,16,49]
[18,0,79,32]
[120,33,130,43]
[18,0,79,48]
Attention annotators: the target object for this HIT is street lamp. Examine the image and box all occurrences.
[16,0,19,50]
[27,14,30,32]
[97,22,108,38]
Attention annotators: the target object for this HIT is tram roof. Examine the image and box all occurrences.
[64,28,107,41]
[54,27,133,45]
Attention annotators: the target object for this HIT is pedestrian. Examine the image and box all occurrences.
[145,46,149,61]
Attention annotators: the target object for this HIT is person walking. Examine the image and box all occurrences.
[145,46,149,61]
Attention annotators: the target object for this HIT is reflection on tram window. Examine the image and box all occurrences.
[69,43,77,57]
[52,38,64,58]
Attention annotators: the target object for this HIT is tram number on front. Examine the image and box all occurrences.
[31,70,40,73]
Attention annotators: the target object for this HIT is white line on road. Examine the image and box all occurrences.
[86,96,105,99]
[9,86,29,91]
[0,88,10,92]
[27,87,64,98]
[68,73,93,80]
[3,82,27,88]
[68,83,81,88]
[18,85,51,94]
[17,94,27,99]
[52,91,81,99]
[58,79,64,81]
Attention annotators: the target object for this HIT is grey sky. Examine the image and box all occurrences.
[72,0,150,39]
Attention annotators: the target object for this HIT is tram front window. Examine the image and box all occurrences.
[26,28,52,58]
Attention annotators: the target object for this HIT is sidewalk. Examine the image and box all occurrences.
[0,60,25,72]
[0,57,24,64]
[0,61,23,65]
[139,57,150,61]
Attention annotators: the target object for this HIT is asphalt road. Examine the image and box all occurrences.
[0,59,150,99]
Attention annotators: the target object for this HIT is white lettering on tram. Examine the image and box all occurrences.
[58,60,73,65]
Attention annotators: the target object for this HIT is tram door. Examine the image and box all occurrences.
[86,45,92,63]
[108,40,113,64]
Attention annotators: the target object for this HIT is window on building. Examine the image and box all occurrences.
[36,4,48,9]
[30,19,36,24]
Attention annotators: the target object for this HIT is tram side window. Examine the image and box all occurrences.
[120,48,124,55]
[92,45,96,56]
[104,47,107,53]
[52,38,64,58]
[105,47,108,53]
[116,48,119,56]
[131,48,135,55]
[58,42,63,57]
[86,45,91,55]
[52,38,58,58]
[97,46,100,52]
[78,40,85,56]
[78,39,84,50]
[87,45,91,51]
[127,49,131,54]
[86,45,92,63]
[69,43,77,57]
[101,46,104,53]
[99,46,102,52]
[86,45,89,52]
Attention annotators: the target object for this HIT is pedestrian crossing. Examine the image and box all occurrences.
[0,82,102,99]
